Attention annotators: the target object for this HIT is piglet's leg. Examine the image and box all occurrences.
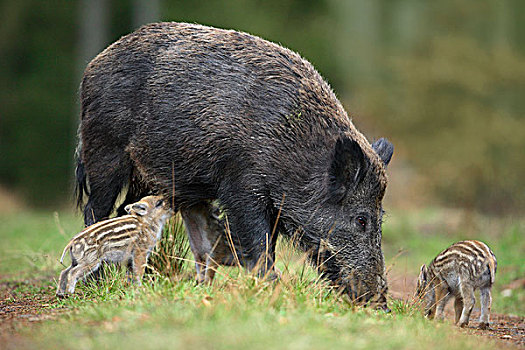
[479,287,492,329]
[454,296,463,324]
[458,284,475,328]
[125,259,134,282]
[66,262,101,294]
[434,283,452,321]
[131,251,148,286]
[56,266,73,297]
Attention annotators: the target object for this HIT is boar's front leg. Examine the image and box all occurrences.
[115,175,151,217]
[83,181,120,226]
[220,191,276,279]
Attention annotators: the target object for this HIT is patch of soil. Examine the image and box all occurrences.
[464,313,524,346]
[0,278,67,349]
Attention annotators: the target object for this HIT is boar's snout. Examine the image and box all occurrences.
[342,268,389,310]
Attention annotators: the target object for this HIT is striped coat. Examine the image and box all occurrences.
[57,196,172,297]
[416,240,497,329]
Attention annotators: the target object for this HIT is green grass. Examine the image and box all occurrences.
[42,281,481,350]
[0,211,82,277]
[0,208,522,349]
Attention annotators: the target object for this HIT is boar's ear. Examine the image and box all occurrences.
[372,138,394,168]
[329,137,368,202]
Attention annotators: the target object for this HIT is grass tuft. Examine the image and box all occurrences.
[146,215,192,281]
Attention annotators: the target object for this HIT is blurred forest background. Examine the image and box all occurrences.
[1,0,524,216]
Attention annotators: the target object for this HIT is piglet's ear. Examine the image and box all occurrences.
[329,137,368,202]
[419,264,427,282]
[124,204,132,214]
[131,203,148,216]
[372,138,394,168]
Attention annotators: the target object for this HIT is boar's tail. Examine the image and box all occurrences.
[74,143,89,210]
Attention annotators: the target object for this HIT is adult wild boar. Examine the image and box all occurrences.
[76,22,394,306]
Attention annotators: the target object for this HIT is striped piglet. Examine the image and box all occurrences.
[56,195,172,297]
[415,240,497,329]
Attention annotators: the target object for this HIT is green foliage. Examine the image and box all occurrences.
[362,37,525,213]
[30,268,498,350]
[39,263,498,350]
[0,210,81,276]
[2,0,525,214]
[0,0,76,206]
[45,283,484,350]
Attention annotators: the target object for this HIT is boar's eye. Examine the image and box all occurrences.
[355,216,367,230]
[155,199,164,208]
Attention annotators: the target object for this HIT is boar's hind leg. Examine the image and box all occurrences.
[83,155,132,226]
[115,181,150,217]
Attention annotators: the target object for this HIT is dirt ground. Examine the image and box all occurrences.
[0,277,71,349]
[1,273,524,349]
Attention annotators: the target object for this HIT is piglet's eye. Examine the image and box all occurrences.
[356,216,367,229]
[155,200,164,207]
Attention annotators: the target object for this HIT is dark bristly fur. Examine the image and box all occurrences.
[75,22,394,306]
[74,144,89,210]
[57,196,172,297]
[415,240,497,329]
